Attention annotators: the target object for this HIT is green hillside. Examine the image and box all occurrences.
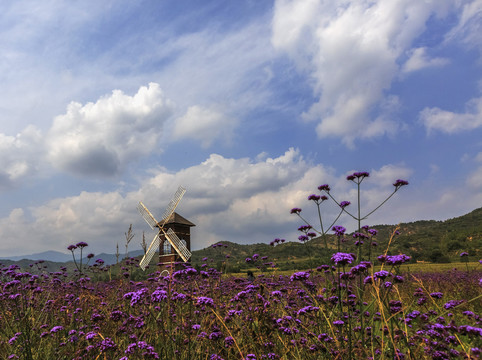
[191,207,482,271]
[2,208,481,275]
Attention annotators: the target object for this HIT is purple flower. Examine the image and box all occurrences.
[290,271,310,281]
[385,254,411,265]
[393,179,409,187]
[110,310,124,321]
[100,338,117,351]
[67,244,77,251]
[123,288,148,306]
[75,241,88,248]
[224,336,234,348]
[460,251,469,257]
[297,306,319,315]
[347,171,369,181]
[444,300,464,309]
[350,261,371,274]
[353,232,369,240]
[318,184,330,192]
[339,201,350,208]
[87,253,94,259]
[210,355,225,360]
[9,334,19,345]
[308,194,320,201]
[331,252,355,266]
[430,292,444,299]
[290,208,302,214]
[85,331,97,340]
[50,326,64,333]
[373,270,390,280]
[151,289,168,302]
[298,235,309,242]
[196,296,215,307]
[332,225,346,236]
[333,320,344,326]
[367,228,378,236]
[297,225,312,232]
[209,331,222,340]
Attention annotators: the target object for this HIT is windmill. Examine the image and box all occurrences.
[137,186,192,271]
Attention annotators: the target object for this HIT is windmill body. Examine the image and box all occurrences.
[158,212,195,265]
[137,186,195,271]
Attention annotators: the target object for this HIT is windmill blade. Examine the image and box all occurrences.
[139,233,161,270]
[159,186,186,228]
[163,227,191,262]
[137,201,159,230]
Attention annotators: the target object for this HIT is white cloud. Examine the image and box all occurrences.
[141,148,311,215]
[402,47,450,73]
[0,125,44,189]
[369,164,413,187]
[151,19,275,119]
[0,148,324,255]
[466,149,482,190]
[171,105,236,148]
[467,167,482,190]
[272,0,454,145]
[446,0,482,54]
[420,96,482,133]
[47,83,174,177]
[0,148,422,256]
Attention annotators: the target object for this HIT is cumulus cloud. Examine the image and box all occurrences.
[402,47,450,73]
[0,148,322,255]
[0,191,134,256]
[171,106,236,148]
[271,0,454,145]
[0,147,421,256]
[47,83,174,177]
[420,96,482,133]
[0,125,44,189]
[140,148,312,215]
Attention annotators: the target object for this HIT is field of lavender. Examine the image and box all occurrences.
[1,172,481,359]
[1,251,481,360]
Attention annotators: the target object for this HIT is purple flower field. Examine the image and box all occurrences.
[1,174,480,359]
[1,256,481,359]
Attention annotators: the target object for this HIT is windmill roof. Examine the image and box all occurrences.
[161,212,196,227]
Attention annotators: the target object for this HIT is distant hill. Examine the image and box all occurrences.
[190,207,482,271]
[370,207,482,263]
[0,250,145,266]
[1,207,481,272]
[0,250,72,263]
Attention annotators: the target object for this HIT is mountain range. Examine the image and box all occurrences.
[1,207,481,269]
[0,250,145,266]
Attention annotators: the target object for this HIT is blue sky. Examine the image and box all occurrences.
[1,0,481,257]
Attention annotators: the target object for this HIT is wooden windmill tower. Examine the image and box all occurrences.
[158,212,195,265]
[137,186,195,271]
